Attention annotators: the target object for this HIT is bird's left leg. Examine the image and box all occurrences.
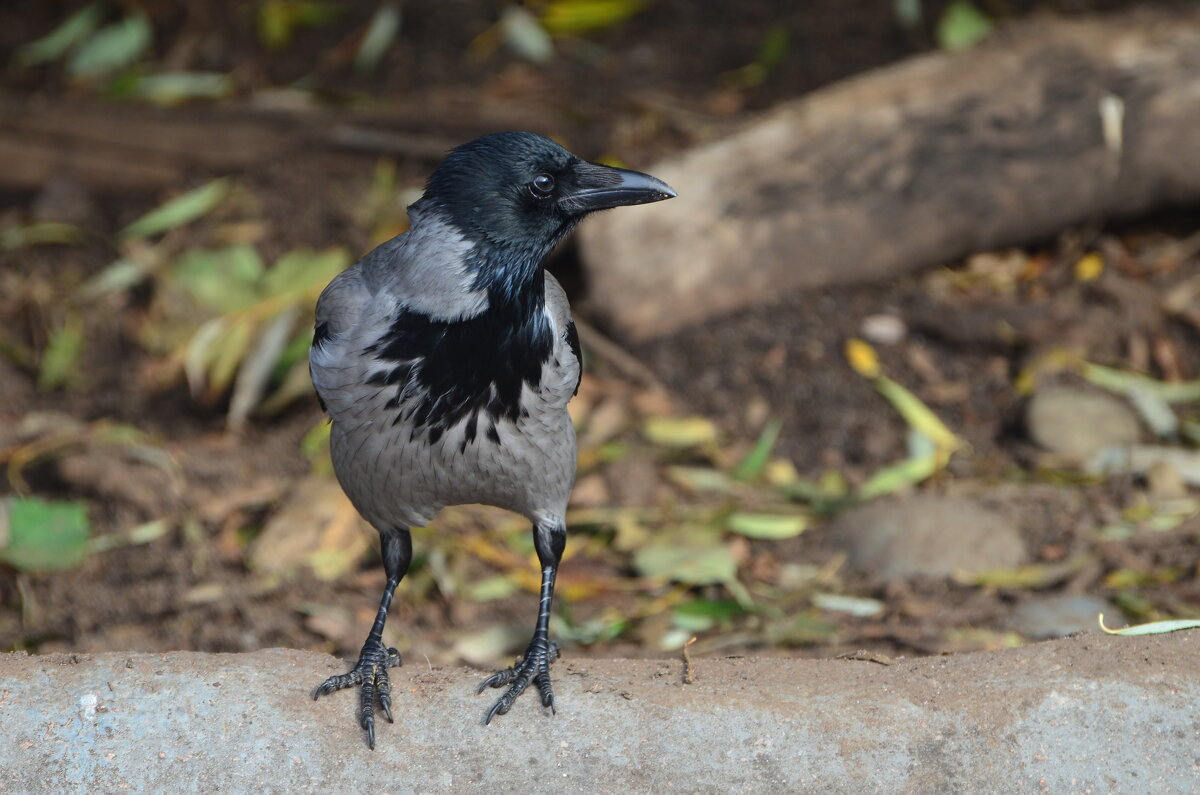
[477,520,565,724]
[313,526,412,749]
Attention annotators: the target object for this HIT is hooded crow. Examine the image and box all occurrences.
[309,131,675,747]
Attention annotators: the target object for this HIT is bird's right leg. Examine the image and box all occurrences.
[313,526,412,750]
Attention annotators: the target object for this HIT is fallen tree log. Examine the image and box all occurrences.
[579,8,1200,341]
[1,632,1196,791]
[0,96,488,192]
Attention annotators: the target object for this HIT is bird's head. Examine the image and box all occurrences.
[414,132,675,290]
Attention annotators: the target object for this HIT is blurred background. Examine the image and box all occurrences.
[2,0,1198,669]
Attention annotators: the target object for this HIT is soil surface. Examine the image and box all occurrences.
[2,1,1198,672]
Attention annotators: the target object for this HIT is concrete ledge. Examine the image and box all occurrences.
[2,633,1196,792]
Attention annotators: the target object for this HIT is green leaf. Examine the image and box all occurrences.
[301,419,332,460]
[171,245,265,312]
[14,2,106,67]
[276,327,317,378]
[1082,362,1200,404]
[778,469,852,512]
[874,376,963,461]
[205,319,255,396]
[671,611,715,632]
[733,418,782,481]
[261,247,349,298]
[464,575,518,602]
[88,519,170,553]
[355,3,402,74]
[184,317,230,394]
[257,0,341,50]
[765,611,838,645]
[857,429,938,500]
[259,353,318,417]
[634,543,737,585]
[129,72,232,105]
[1,222,83,250]
[1099,615,1200,636]
[674,598,746,621]
[1,497,91,572]
[665,466,735,494]
[553,614,629,645]
[811,592,884,617]
[1112,591,1157,621]
[77,258,152,299]
[38,314,85,391]
[119,178,231,241]
[453,625,525,667]
[755,24,789,72]
[937,1,993,51]
[67,13,152,78]
[726,512,807,540]
[228,305,301,430]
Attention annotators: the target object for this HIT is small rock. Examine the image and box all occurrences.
[1027,387,1140,456]
[1008,594,1113,639]
[827,495,1025,579]
[1146,460,1187,498]
[860,314,907,345]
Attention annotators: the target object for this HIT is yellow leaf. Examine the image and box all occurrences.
[540,0,648,35]
[844,337,880,378]
[726,512,807,539]
[857,432,939,499]
[874,376,964,464]
[1074,252,1103,282]
[642,416,719,448]
[764,458,800,487]
[953,558,1084,588]
[1013,348,1081,396]
[307,495,370,581]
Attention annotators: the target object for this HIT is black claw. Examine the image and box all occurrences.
[314,638,402,749]
[478,637,558,724]
[379,688,394,724]
[484,698,507,726]
[476,669,512,694]
[535,671,555,710]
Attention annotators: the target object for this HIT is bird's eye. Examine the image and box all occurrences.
[530,174,555,197]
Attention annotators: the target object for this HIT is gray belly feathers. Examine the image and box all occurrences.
[310,261,580,531]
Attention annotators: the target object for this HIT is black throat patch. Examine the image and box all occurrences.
[364,285,553,446]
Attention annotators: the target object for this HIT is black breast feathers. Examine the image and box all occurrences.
[364,293,554,446]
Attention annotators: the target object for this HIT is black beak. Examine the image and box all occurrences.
[559,162,677,214]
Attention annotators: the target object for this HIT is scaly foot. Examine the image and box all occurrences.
[313,638,401,749]
[477,640,560,724]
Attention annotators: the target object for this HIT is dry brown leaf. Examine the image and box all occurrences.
[580,397,630,449]
[249,476,373,581]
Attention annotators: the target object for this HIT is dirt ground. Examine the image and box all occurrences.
[1,1,1198,670]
